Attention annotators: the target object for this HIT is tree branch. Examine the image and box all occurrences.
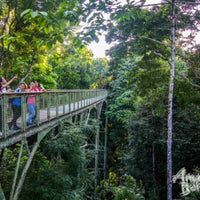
[20,53,36,83]
[152,50,200,89]
[175,70,200,89]
[152,50,170,65]
[138,36,171,47]
[175,1,200,5]
[133,2,169,8]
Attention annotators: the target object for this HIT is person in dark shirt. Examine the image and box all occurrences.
[9,82,27,130]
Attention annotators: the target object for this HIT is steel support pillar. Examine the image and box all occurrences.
[103,115,108,180]
[7,128,51,200]
[85,109,91,125]
[0,184,6,200]
[94,123,100,200]
[10,141,24,200]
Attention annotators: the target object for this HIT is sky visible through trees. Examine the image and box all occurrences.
[89,0,162,58]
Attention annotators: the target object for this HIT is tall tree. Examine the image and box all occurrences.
[0,0,88,82]
[167,1,175,199]
[99,0,200,199]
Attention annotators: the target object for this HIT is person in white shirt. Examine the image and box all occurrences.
[0,75,18,136]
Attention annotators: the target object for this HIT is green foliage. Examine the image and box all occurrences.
[0,144,29,197]
[90,58,109,89]
[106,50,200,198]
[97,172,145,200]
[102,2,200,199]
[0,0,105,89]
[0,124,99,200]
[52,44,108,89]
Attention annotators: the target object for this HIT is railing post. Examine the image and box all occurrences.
[77,92,79,110]
[85,91,86,106]
[86,91,88,106]
[47,93,50,120]
[21,95,27,131]
[63,94,65,114]
[91,90,94,103]
[89,91,91,104]
[81,91,83,108]
[69,92,71,113]
[86,91,88,105]
[36,95,40,125]
[73,92,75,111]
[83,91,86,107]
[2,94,8,137]
[56,93,59,117]
[42,93,45,109]
[65,93,68,114]
[88,91,90,105]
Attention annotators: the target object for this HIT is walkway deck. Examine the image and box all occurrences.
[0,89,107,149]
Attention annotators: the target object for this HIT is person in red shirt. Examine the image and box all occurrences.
[33,80,41,91]
[33,80,46,92]
[31,80,46,123]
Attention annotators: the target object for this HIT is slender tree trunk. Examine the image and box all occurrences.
[0,183,6,200]
[0,41,4,70]
[167,0,176,199]
[0,149,5,167]
[5,44,11,79]
[5,8,16,79]
[0,6,11,70]
[19,53,36,83]
[152,143,156,196]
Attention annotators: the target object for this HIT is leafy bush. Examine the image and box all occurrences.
[97,172,145,200]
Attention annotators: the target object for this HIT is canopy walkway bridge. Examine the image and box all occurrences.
[0,89,108,200]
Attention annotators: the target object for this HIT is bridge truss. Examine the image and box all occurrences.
[0,89,108,200]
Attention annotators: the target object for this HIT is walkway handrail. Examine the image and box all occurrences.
[0,89,107,139]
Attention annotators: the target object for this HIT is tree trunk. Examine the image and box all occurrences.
[19,53,36,83]
[0,5,11,70]
[0,42,4,70]
[5,44,11,79]
[167,0,176,199]
[152,143,156,196]
[0,149,5,167]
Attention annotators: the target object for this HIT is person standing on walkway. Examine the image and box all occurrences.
[9,82,27,130]
[26,81,36,126]
[33,80,41,91]
[0,75,18,135]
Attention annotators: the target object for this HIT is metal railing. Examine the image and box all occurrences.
[0,89,107,138]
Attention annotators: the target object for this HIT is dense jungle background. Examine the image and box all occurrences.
[1,0,200,199]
